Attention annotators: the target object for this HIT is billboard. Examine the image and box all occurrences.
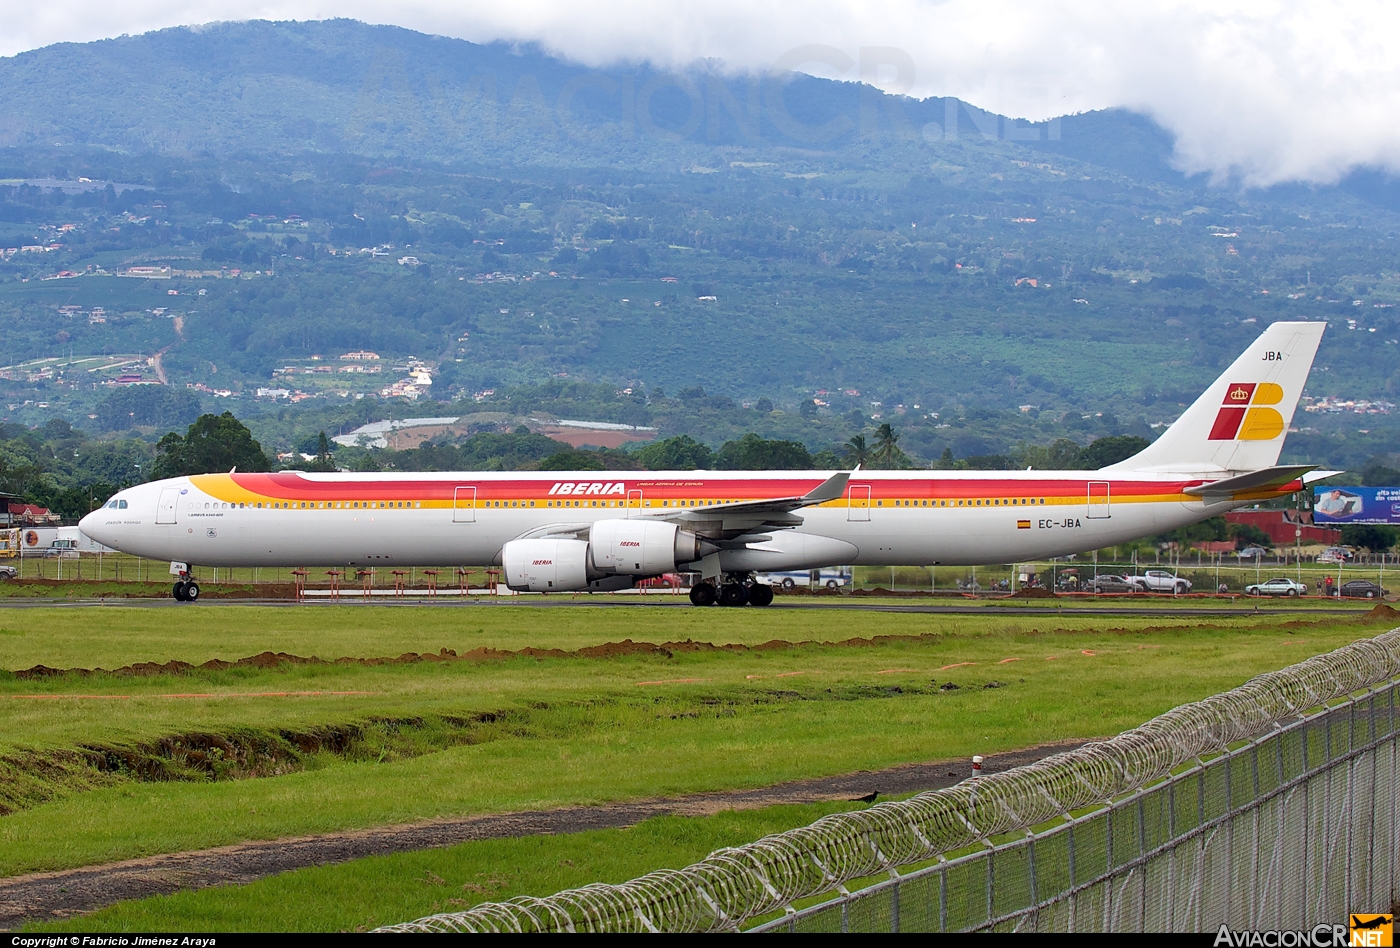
[1313,487,1400,525]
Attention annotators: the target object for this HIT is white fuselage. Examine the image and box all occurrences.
[79,468,1262,572]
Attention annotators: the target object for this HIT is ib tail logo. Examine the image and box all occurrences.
[1208,381,1287,441]
[1351,914,1393,947]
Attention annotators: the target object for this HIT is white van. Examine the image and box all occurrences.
[757,567,853,591]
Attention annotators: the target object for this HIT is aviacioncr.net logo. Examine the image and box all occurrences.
[1214,924,1350,947]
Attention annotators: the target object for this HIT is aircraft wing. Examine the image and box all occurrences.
[657,470,851,534]
[511,472,851,540]
[1183,464,1315,499]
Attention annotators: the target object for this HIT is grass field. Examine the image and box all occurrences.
[38,804,863,932]
[2,600,1396,931]
[3,550,1391,598]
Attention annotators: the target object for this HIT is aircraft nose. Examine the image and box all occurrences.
[79,509,113,547]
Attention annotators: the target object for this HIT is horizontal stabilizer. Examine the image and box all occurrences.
[1183,465,1314,498]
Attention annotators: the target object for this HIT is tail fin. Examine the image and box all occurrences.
[1104,321,1325,474]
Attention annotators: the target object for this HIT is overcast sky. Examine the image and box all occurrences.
[7,1,1398,187]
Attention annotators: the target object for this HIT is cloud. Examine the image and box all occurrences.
[5,0,1398,186]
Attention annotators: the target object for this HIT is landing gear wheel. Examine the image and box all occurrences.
[184,581,200,602]
[689,582,717,607]
[719,583,749,607]
[172,581,187,601]
[748,584,774,607]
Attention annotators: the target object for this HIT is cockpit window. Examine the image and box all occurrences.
[106,500,117,508]
[118,500,128,509]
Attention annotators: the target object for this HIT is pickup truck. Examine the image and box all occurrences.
[1126,570,1192,594]
[0,565,16,580]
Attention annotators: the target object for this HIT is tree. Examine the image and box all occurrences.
[1079,435,1150,470]
[1017,438,1083,470]
[95,386,202,433]
[152,412,271,478]
[1341,524,1398,553]
[842,434,870,468]
[935,447,955,470]
[869,424,911,469]
[714,434,812,470]
[1361,458,1400,487]
[633,435,714,471]
[1227,522,1273,551]
[538,449,605,471]
[289,431,337,472]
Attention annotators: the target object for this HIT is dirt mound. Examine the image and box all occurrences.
[1016,587,1057,599]
[1361,603,1400,622]
[14,633,971,680]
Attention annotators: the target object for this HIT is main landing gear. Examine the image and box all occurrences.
[172,576,201,602]
[688,575,773,607]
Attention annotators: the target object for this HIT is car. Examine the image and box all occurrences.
[0,564,16,580]
[1126,570,1193,593]
[1317,547,1354,564]
[1086,574,1136,593]
[1237,546,1268,559]
[1245,577,1308,597]
[1339,580,1390,599]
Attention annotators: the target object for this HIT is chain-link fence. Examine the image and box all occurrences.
[378,627,1400,933]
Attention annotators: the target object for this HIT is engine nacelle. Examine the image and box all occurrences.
[502,538,590,592]
[590,519,703,575]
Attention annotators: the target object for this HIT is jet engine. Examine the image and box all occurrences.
[503,520,709,592]
[590,519,705,574]
[502,538,590,592]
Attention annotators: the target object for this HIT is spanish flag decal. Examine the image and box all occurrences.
[1017,520,1031,529]
[1208,382,1285,440]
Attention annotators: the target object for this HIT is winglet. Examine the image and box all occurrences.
[800,470,851,505]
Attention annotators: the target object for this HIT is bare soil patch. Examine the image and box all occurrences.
[0,740,1082,928]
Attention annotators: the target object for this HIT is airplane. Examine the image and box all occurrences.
[81,321,1330,607]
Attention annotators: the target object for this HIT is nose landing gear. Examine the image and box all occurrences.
[172,575,201,602]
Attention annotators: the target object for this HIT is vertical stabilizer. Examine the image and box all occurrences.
[1103,321,1325,473]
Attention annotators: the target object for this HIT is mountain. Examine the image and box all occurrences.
[0,20,1175,175]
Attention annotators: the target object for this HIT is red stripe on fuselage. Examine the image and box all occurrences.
[225,472,1208,502]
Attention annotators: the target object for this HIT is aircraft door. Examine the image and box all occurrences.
[156,488,179,524]
[847,484,871,522]
[626,489,643,517]
[453,486,477,523]
[1087,481,1111,519]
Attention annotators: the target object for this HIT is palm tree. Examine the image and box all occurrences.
[843,434,870,468]
[871,423,910,469]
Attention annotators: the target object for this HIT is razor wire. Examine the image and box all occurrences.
[376,627,1400,933]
